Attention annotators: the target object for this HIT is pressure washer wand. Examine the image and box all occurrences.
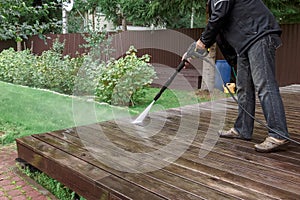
[132,42,208,124]
[132,60,187,124]
[153,60,186,101]
[154,42,208,102]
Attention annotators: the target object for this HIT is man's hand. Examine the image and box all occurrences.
[196,39,206,49]
[182,40,206,68]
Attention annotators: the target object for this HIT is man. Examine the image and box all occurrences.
[197,0,290,152]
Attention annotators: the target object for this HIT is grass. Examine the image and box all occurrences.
[0,81,123,144]
[0,81,207,145]
[20,165,85,200]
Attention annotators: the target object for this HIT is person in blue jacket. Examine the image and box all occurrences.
[197,0,290,152]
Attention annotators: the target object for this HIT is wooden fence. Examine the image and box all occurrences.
[0,23,299,88]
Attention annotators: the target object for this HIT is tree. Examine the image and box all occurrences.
[70,0,206,31]
[96,0,206,29]
[70,0,300,33]
[263,0,300,24]
[62,0,74,33]
[0,0,61,51]
[138,0,206,28]
[67,0,101,32]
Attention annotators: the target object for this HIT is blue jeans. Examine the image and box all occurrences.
[234,34,289,140]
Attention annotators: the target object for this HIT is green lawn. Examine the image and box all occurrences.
[0,81,204,144]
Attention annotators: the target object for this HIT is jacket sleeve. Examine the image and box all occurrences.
[200,0,234,48]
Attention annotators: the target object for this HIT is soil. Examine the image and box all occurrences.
[194,89,230,100]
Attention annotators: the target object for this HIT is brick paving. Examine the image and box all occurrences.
[0,143,57,200]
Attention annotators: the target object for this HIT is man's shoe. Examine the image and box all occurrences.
[255,137,289,153]
[218,128,240,139]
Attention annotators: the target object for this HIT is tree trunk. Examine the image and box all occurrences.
[200,43,216,91]
[200,1,216,91]
[190,7,195,28]
[122,17,127,31]
[62,8,68,34]
[84,12,88,28]
[17,41,22,52]
[92,9,96,30]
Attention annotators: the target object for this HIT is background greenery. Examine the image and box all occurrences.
[0,45,83,94]
[1,0,299,40]
[95,46,156,106]
[71,0,300,32]
[0,0,61,44]
[0,37,157,106]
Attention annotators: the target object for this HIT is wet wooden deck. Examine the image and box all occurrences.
[16,85,300,200]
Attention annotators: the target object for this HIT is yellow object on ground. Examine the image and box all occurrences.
[223,83,236,94]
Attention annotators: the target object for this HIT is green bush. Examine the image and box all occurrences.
[0,44,84,94]
[73,29,114,96]
[95,46,157,106]
[0,48,36,85]
[73,54,103,96]
[0,41,155,104]
[32,51,83,94]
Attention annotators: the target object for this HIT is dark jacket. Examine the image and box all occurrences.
[200,0,282,55]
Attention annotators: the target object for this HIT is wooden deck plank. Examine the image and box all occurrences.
[17,136,111,200]
[98,120,300,197]
[16,136,166,200]
[81,124,293,199]
[38,123,300,198]
[16,85,300,199]
[29,135,216,200]
[48,129,274,200]
[101,119,300,178]
[34,131,238,200]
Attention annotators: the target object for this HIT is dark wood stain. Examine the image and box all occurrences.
[16,85,300,199]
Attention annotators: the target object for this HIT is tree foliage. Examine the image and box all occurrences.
[123,0,207,28]
[0,0,299,42]
[0,0,61,43]
[70,0,206,30]
[263,0,300,24]
[73,0,299,30]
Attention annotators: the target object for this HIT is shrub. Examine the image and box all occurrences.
[73,53,104,96]
[0,40,156,104]
[95,46,157,106]
[0,48,36,86]
[73,29,114,96]
[32,50,83,94]
[0,41,84,94]
[30,39,84,94]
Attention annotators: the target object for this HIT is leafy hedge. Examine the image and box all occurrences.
[0,48,83,94]
[0,48,36,85]
[0,44,156,106]
[95,46,157,106]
